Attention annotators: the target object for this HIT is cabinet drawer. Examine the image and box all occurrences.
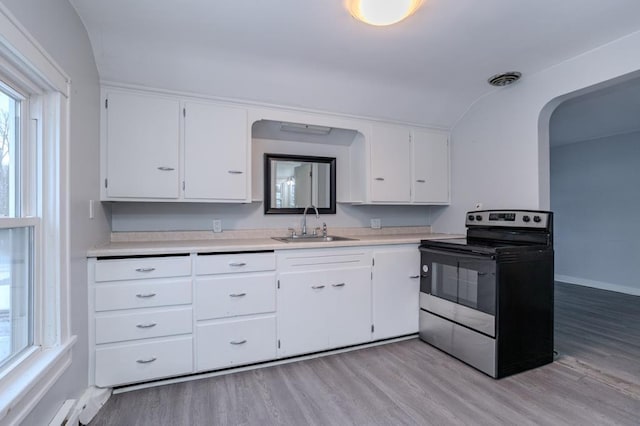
[196,252,275,275]
[95,256,191,282]
[94,279,192,311]
[195,273,275,320]
[95,336,193,387]
[196,316,276,372]
[95,307,192,344]
[277,249,371,272]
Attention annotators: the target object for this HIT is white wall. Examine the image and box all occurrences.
[434,30,640,234]
[551,131,640,296]
[112,137,434,232]
[0,0,109,424]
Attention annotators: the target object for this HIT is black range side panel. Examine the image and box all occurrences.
[495,248,554,378]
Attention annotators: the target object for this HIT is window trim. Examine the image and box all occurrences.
[0,3,72,424]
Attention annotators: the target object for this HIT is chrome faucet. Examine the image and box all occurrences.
[301,205,319,236]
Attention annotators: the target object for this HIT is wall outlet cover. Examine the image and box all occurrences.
[370,218,381,229]
[213,219,222,233]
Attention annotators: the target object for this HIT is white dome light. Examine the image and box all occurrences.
[347,0,423,26]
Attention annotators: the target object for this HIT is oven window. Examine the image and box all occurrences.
[429,260,496,316]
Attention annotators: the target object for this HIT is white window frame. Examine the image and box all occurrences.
[0,4,72,424]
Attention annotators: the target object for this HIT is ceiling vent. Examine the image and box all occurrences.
[488,72,522,87]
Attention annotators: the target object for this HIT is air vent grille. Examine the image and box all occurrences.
[488,72,522,87]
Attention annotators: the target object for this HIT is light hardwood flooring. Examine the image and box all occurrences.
[90,282,640,425]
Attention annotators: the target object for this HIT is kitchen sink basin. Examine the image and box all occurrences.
[272,235,358,243]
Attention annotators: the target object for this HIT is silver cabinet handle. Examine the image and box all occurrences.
[136,357,157,364]
[332,283,346,287]
[416,179,426,183]
[229,262,247,267]
[135,293,156,298]
[311,285,325,289]
[136,323,157,329]
[410,275,420,279]
[228,170,244,174]
[157,167,175,171]
[230,340,247,345]
[135,267,156,273]
[229,293,247,298]
[374,177,385,181]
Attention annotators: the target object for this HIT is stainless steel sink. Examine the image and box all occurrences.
[272,235,358,243]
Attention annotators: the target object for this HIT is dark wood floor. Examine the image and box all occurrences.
[90,282,640,425]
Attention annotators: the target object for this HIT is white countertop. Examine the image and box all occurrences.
[88,229,462,257]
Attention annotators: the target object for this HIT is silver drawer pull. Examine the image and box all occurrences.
[229,293,247,298]
[311,285,325,289]
[228,170,244,174]
[374,177,385,181]
[410,275,420,279]
[229,262,247,267]
[157,166,175,171]
[416,179,426,183]
[136,357,157,364]
[135,293,157,298]
[136,323,157,329]
[332,283,346,288]
[135,267,156,273]
[230,340,247,345]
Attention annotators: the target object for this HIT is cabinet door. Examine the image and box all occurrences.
[277,271,330,357]
[370,124,411,202]
[412,129,449,203]
[327,267,372,348]
[372,247,420,340]
[184,102,248,200]
[105,91,180,198]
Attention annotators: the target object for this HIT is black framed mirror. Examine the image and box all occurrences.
[264,153,336,214]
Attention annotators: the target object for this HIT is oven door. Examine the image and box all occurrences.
[419,247,496,337]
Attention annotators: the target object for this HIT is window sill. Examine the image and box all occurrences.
[0,336,77,424]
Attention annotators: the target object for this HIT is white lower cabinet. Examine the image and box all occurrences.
[372,245,421,340]
[95,336,193,388]
[194,252,277,372]
[89,244,422,387]
[276,249,373,358]
[196,316,276,371]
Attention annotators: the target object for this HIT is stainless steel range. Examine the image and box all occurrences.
[419,209,554,378]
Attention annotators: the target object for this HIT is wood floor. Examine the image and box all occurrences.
[90,282,640,425]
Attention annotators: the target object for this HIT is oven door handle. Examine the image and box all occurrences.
[419,247,495,261]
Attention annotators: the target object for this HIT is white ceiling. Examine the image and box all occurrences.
[69,0,640,128]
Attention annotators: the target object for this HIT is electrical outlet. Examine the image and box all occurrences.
[370,218,381,229]
[475,202,483,210]
[213,219,222,233]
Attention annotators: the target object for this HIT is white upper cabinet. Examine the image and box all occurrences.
[104,91,181,199]
[411,129,449,204]
[350,124,449,204]
[184,102,248,201]
[101,88,250,202]
[370,124,412,203]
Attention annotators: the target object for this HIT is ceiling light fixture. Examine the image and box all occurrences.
[346,0,423,26]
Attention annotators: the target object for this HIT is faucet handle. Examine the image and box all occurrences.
[287,228,297,238]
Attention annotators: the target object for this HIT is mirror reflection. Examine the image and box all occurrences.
[264,154,336,214]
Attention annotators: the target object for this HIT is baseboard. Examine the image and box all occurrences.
[555,274,640,296]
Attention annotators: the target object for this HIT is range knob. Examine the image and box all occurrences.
[522,215,531,223]
[468,215,475,221]
[533,215,542,223]
[475,215,482,221]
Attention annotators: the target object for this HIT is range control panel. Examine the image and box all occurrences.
[465,210,551,229]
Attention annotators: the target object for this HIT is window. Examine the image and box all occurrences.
[0,84,35,371]
[0,4,72,423]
